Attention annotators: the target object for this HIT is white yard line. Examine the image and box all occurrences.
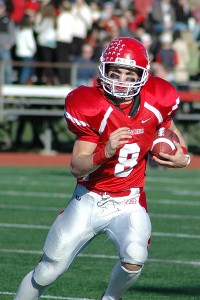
[146,176,199,185]
[0,292,95,300]
[0,190,69,198]
[0,174,199,185]
[150,199,200,205]
[0,248,200,267]
[0,179,73,187]
[145,186,200,196]
[1,222,200,238]
[1,204,200,220]
[0,204,60,211]
[150,212,200,219]
[153,232,200,239]
[0,223,49,229]
[0,188,199,202]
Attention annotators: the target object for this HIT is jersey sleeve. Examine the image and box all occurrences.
[64,86,102,143]
[159,80,180,129]
[145,76,180,129]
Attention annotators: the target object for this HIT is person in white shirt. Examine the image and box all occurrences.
[15,13,37,84]
[34,2,57,84]
[71,0,93,57]
[55,0,75,84]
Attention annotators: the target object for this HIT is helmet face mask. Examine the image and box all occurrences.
[99,37,150,99]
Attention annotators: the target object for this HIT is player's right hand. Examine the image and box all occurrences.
[105,127,132,158]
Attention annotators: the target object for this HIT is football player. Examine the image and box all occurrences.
[14,37,190,300]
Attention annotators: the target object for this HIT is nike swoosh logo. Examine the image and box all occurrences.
[141,118,151,124]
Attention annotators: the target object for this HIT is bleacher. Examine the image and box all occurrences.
[0,84,73,153]
[0,80,200,153]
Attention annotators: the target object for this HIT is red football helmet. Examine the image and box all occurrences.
[99,37,150,99]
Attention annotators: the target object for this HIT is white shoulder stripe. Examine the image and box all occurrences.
[64,110,89,127]
[144,101,163,124]
[99,106,113,134]
[168,97,180,115]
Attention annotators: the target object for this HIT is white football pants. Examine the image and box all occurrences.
[14,183,151,299]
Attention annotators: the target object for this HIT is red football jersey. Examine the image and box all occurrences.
[64,76,180,192]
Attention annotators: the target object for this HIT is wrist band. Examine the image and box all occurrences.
[93,149,108,165]
[185,154,191,166]
[181,146,190,166]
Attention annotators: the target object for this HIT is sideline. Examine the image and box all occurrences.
[0,152,200,168]
[0,152,71,166]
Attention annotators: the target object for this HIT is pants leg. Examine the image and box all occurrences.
[103,203,151,299]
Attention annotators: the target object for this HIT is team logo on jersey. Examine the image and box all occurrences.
[141,117,151,124]
[76,195,81,201]
[130,128,144,135]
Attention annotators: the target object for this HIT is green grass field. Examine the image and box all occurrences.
[0,166,200,300]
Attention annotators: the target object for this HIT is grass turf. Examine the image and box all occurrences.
[0,166,200,300]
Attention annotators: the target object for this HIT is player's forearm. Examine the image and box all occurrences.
[71,150,108,178]
[173,128,187,149]
[71,155,97,178]
[170,122,187,149]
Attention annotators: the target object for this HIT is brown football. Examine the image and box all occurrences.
[150,127,180,160]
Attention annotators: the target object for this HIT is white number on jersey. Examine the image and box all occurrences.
[114,143,140,177]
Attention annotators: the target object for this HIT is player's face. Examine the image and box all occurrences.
[107,66,139,83]
[107,66,140,101]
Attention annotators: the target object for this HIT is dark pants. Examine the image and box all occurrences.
[56,42,71,84]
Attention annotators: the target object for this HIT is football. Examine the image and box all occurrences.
[150,127,180,160]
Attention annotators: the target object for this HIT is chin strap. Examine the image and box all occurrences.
[104,92,141,118]
[129,93,140,117]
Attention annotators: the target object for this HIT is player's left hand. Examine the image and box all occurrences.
[152,141,189,168]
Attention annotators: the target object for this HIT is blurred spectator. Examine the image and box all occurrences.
[74,43,97,86]
[118,0,133,11]
[4,0,12,14]
[108,23,120,40]
[148,0,176,34]
[34,1,57,85]
[191,3,200,42]
[15,13,37,84]
[97,1,117,41]
[14,10,42,149]
[123,10,137,34]
[90,1,101,24]
[71,0,93,57]
[0,0,15,84]
[156,31,178,84]
[172,0,193,32]
[10,0,26,26]
[13,114,43,149]
[140,32,157,62]
[153,61,170,80]
[85,27,100,48]
[25,0,40,13]
[134,0,153,23]
[99,1,116,27]
[55,0,75,84]
[92,36,111,62]
[172,30,190,90]
[182,30,200,80]
[118,14,135,37]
